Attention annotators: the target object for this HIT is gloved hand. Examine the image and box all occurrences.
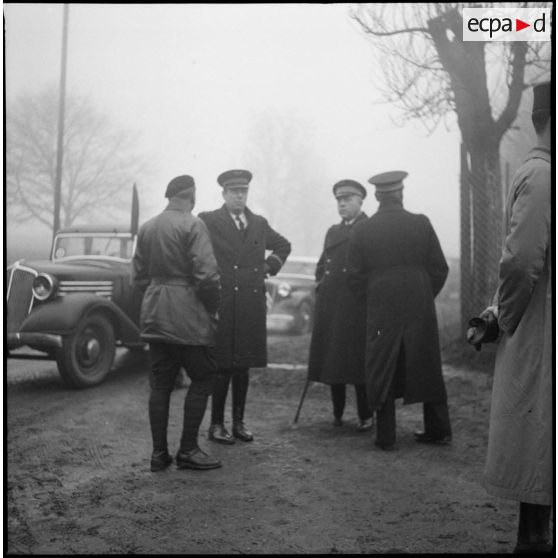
[466,306,500,351]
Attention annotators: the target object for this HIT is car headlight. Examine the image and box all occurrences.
[277,282,292,298]
[32,274,57,301]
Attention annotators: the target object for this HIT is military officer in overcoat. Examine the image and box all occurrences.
[307,179,373,430]
[347,171,451,450]
[199,169,291,444]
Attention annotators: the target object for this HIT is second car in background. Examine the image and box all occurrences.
[265,256,317,335]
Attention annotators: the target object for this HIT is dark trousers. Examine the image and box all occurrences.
[211,368,250,424]
[516,502,552,550]
[330,383,373,421]
[375,345,451,446]
[148,343,216,454]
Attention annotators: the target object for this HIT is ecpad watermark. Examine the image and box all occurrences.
[463,7,551,41]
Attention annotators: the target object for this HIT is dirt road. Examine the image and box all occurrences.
[7,335,522,554]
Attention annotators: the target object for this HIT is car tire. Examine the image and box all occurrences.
[293,300,313,335]
[56,312,115,388]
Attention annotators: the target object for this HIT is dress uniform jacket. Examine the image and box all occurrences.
[132,199,221,346]
[483,147,552,505]
[199,205,291,368]
[308,212,368,385]
[347,200,448,410]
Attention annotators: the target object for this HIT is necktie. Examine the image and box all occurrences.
[235,214,245,232]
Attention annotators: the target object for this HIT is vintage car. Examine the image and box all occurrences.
[6,222,144,389]
[265,256,318,335]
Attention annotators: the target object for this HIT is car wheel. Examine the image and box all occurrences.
[56,312,115,388]
[294,300,313,335]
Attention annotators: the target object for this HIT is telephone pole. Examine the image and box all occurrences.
[53,4,69,235]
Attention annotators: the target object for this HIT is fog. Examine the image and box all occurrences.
[5,3,461,262]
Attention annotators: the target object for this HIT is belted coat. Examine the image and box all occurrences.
[483,147,552,505]
[199,206,291,369]
[347,201,449,410]
[132,200,221,346]
[308,212,368,385]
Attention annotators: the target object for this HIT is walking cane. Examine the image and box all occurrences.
[293,374,311,424]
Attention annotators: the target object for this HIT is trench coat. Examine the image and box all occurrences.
[308,212,368,385]
[347,200,449,410]
[199,206,291,369]
[483,147,552,506]
[132,199,221,346]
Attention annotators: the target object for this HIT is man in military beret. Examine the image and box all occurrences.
[133,175,222,471]
[481,81,552,553]
[347,170,451,450]
[307,179,373,430]
[199,169,291,445]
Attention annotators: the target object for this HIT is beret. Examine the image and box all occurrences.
[165,175,195,198]
[217,169,252,189]
[368,170,408,192]
[332,179,367,199]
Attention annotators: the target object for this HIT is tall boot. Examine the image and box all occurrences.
[148,387,173,471]
[514,502,552,554]
[208,372,234,444]
[232,369,253,442]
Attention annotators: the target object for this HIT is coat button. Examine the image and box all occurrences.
[234,286,239,291]
[254,268,258,272]
[342,268,347,273]
[325,271,330,275]
[326,259,331,263]
[233,265,238,270]
[253,289,257,293]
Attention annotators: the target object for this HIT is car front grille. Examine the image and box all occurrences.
[6,266,37,332]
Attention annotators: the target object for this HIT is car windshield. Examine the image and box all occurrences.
[53,234,134,260]
[279,260,317,276]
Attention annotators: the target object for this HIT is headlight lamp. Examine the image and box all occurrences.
[32,274,56,301]
[277,282,292,298]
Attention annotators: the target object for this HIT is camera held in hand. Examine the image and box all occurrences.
[466,310,500,351]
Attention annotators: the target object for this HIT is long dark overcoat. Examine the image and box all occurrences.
[347,200,449,410]
[308,212,368,385]
[199,205,291,369]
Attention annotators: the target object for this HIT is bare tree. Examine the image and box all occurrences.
[6,86,148,230]
[246,108,330,256]
[351,2,551,329]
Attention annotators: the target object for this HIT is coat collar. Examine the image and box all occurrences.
[527,146,551,164]
[325,212,367,249]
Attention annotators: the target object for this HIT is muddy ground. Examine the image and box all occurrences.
[7,334,531,554]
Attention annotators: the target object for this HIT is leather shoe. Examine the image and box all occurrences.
[374,440,396,451]
[150,450,172,472]
[356,418,374,432]
[332,417,343,427]
[414,431,452,445]
[232,421,254,442]
[208,423,235,445]
[176,448,222,470]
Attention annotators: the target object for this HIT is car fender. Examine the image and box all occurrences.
[20,293,140,343]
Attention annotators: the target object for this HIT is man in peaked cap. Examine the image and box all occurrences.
[132,175,222,472]
[199,169,291,445]
[307,179,373,431]
[481,81,552,553]
[347,170,451,451]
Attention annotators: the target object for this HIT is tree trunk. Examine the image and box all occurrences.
[462,136,503,324]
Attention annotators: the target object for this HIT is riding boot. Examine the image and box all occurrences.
[514,502,552,554]
[208,372,234,444]
[232,369,253,441]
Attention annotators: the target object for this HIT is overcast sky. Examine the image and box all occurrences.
[5,3,461,257]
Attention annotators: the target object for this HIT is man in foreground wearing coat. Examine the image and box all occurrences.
[307,179,373,431]
[347,171,451,450]
[199,169,291,445]
[133,175,222,472]
[481,81,552,554]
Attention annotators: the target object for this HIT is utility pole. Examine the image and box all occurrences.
[53,4,69,235]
